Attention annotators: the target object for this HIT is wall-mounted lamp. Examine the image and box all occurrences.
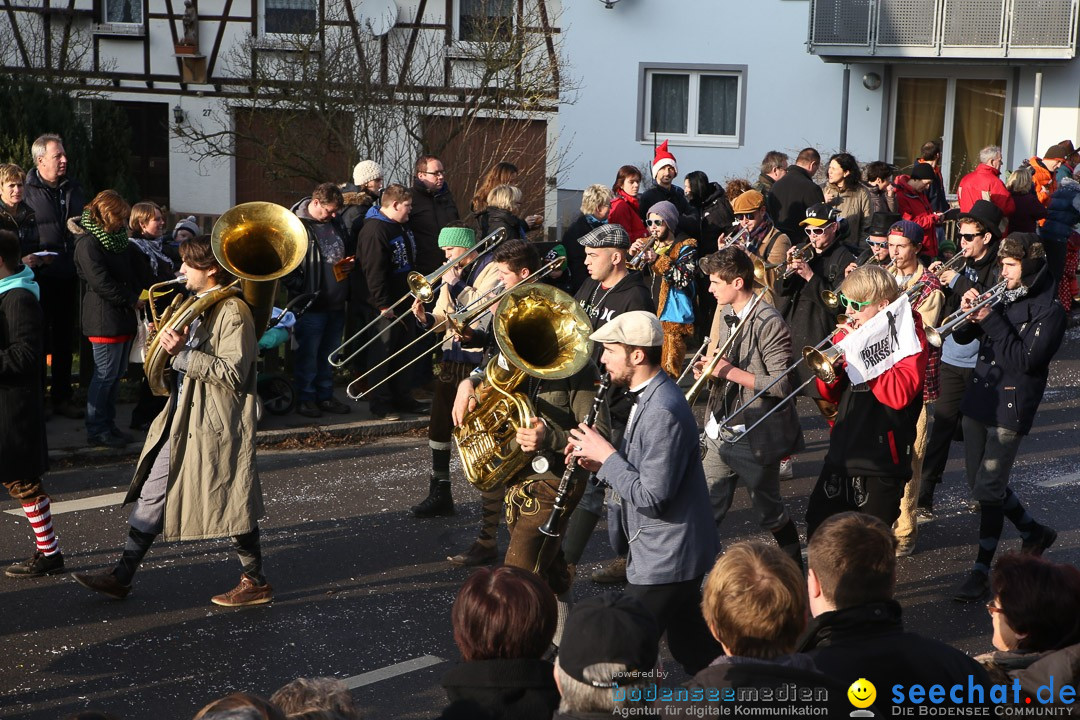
[598,0,622,7]
[862,72,882,91]
[173,104,185,125]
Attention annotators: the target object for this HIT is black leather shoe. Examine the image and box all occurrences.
[73,570,131,600]
[317,398,351,415]
[954,570,989,603]
[412,481,454,518]
[1021,526,1057,556]
[6,550,65,578]
[297,401,322,418]
[88,433,126,449]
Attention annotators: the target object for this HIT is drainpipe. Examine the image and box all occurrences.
[1031,69,1043,157]
[840,64,851,152]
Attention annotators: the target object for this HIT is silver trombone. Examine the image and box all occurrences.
[715,316,851,444]
[677,336,710,385]
[328,228,507,368]
[925,280,1008,348]
[346,256,565,400]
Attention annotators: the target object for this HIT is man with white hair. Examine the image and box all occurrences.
[956,146,1015,216]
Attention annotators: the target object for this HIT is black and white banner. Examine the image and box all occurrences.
[837,295,921,385]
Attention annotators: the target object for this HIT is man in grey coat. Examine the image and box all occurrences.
[695,248,805,570]
[570,310,721,675]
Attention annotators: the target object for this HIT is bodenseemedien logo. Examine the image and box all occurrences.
[848,678,877,717]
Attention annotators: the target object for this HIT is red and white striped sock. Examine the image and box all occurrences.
[22,498,59,556]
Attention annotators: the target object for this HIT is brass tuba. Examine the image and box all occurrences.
[453,283,594,492]
[143,202,308,396]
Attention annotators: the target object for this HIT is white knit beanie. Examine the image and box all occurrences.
[352,160,383,186]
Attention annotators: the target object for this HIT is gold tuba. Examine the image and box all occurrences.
[453,283,594,492]
[143,202,308,396]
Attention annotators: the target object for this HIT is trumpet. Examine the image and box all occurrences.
[626,235,657,271]
[931,251,967,278]
[925,280,1008,348]
[685,288,769,406]
[779,242,815,279]
[715,316,851,443]
[328,227,508,368]
[718,225,749,250]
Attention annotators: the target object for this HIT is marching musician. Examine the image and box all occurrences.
[844,211,899,277]
[408,226,500,525]
[694,248,805,570]
[74,234,272,607]
[885,220,944,557]
[804,265,928,539]
[731,189,790,303]
[570,311,721,675]
[951,233,1065,603]
[450,239,608,634]
[918,200,1002,519]
[780,202,857,424]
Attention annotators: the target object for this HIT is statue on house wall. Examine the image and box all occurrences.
[181,0,198,47]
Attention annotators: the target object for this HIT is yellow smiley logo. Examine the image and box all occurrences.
[847,678,876,709]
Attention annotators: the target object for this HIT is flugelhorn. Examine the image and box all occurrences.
[925,280,1008,348]
[328,227,508,368]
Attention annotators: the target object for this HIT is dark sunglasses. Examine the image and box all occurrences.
[958,232,986,242]
[838,292,872,311]
[735,212,757,220]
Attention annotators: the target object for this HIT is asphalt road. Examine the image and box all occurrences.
[3,324,1079,720]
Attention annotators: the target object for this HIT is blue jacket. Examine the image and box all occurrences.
[956,265,1066,435]
[597,371,718,585]
[1039,176,1080,243]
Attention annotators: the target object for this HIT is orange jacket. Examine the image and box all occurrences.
[1029,156,1058,208]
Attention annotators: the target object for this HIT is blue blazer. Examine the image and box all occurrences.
[597,371,719,585]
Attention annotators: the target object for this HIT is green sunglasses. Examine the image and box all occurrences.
[838,292,873,311]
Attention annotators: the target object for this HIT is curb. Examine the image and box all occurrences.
[47,416,431,466]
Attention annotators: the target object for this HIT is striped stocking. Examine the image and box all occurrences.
[22,497,59,556]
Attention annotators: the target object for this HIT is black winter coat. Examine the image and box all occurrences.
[955,265,1066,435]
[21,168,85,279]
[358,209,417,311]
[561,214,605,295]
[639,183,689,220]
[478,207,527,242]
[766,166,825,239]
[681,182,733,256]
[283,196,352,313]
[408,178,460,274]
[72,223,153,338]
[437,658,560,720]
[0,287,48,480]
[945,241,1001,317]
[0,202,39,259]
[799,600,992,716]
[779,240,855,350]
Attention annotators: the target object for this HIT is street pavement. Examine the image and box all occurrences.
[3,323,1080,719]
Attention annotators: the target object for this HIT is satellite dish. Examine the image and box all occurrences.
[354,0,398,37]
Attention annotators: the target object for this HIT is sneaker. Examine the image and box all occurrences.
[73,570,131,600]
[590,556,627,584]
[954,569,990,603]
[1021,526,1057,556]
[53,400,85,419]
[778,457,795,481]
[916,507,935,525]
[211,574,274,607]
[317,397,351,415]
[447,541,498,566]
[88,433,127,449]
[296,401,322,419]
[6,550,65,578]
[412,481,454,518]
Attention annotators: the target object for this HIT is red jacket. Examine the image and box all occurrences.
[893,176,940,257]
[608,190,647,244]
[957,163,1016,216]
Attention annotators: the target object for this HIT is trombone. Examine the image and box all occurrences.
[677,336,710,385]
[328,227,508,368]
[346,256,566,400]
[714,316,851,444]
[684,288,769,406]
[925,280,1008,348]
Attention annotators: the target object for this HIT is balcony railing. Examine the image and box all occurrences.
[808,0,1079,59]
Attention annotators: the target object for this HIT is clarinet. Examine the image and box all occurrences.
[538,373,612,538]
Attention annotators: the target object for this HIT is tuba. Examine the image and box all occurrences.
[143,202,308,396]
[453,283,594,492]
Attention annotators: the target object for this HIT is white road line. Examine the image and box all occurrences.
[3,491,127,517]
[1036,472,1080,488]
[344,655,445,689]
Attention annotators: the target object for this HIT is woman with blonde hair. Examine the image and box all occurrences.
[1005,167,1047,235]
[561,183,612,293]
[477,184,527,241]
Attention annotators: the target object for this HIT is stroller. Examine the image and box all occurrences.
[255,292,317,421]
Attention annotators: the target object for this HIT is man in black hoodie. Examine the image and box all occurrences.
[951,233,1065,602]
[408,155,460,275]
[766,147,825,240]
[21,134,85,419]
[800,512,991,717]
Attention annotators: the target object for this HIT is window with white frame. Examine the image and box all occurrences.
[104,0,143,24]
[640,65,745,144]
[458,0,514,43]
[263,0,317,34]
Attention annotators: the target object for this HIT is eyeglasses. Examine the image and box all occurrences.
[958,232,985,242]
[804,226,830,236]
[986,603,1004,617]
[735,212,757,220]
[838,292,872,311]
[421,170,446,177]
[867,239,888,248]
[645,219,666,227]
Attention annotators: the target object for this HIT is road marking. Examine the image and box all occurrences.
[344,655,444,689]
[1036,472,1080,488]
[3,491,127,517]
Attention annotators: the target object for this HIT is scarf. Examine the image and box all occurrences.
[746,218,774,254]
[0,264,40,300]
[81,208,129,253]
[131,237,174,276]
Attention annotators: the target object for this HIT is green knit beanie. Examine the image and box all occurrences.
[438,226,476,250]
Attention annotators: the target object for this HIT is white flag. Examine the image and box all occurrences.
[837,294,921,385]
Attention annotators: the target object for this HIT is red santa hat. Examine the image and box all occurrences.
[652,140,677,178]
